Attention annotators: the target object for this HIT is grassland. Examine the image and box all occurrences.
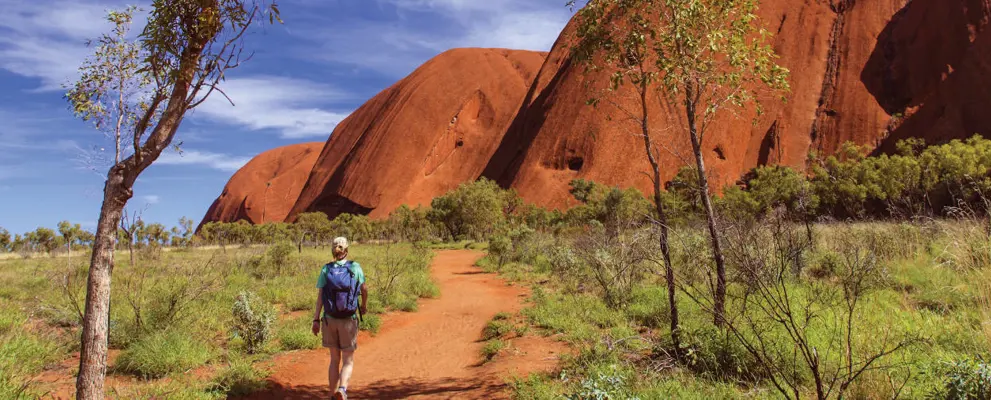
[478,220,991,399]
[0,241,436,398]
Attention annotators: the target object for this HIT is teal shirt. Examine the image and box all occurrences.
[316,259,365,319]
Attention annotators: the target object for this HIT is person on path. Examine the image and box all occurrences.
[312,236,368,400]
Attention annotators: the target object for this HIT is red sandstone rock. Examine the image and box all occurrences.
[482,0,991,210]
[198,142,323,228]
[203,1,991,221]
[285,48,546,221]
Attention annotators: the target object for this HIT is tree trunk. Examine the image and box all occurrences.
[639,81,681,358]
[684,92,728,328]
[76,169,131,399]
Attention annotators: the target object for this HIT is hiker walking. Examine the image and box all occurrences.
[312,236,368,400]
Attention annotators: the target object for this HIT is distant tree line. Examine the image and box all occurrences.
[5,135,991,257]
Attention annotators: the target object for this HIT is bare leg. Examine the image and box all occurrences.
[328,348,342,389]
[339,350,355,389]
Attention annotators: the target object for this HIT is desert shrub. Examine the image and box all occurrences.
[0,325,62,399]
[278,319,319,351]
[928,356,991,400]
[385,205,438,242]
[563,364,639,400]
[488,234,512,268]
[483,318,514,341]
[522,289,626,344]
[569,228,656,308]
[231,291,276,354]
[625,285,669,329]
[427,178,511,241]
[115,329,213,378]
[481,339,506,361]
[265,241,295,275]
[509,373,563,400]
[933,220,991,271]
[564,179,653,233]
[359,313,382,334]
[206,355,269,397]
[677,325,766,384]
[367,245,437,312]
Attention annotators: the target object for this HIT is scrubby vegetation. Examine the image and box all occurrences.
[0,241,435,397]
[4,136,991,398]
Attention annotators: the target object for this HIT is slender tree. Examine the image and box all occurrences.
[568,0,683,356]
[63,2,280,398]
[33,227,59,255]
[568,0,789,326]
[0,227,10,252]
[58,220,82,257]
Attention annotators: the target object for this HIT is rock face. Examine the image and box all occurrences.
[198,142,323,229]
[203,0,991,223]
[285,48,546,220]
[482,0,991,210]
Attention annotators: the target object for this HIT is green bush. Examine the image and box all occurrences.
[427,178,511,241]
[508,373,563,400]
[0,330,62,399]
[266,241,295,275]
[481,339,506,361]
[207,355,269,397]
[359,313,382,334]
[115,330,214,378]
[564,365,640,400]
[929,356,991,399]
[678,325,768,385]
[231,291,276,354]
[278,325,319,351]
[482,319,513,341]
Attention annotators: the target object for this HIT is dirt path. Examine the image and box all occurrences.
[238,249,567,399]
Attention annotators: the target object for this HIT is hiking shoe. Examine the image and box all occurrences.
[333,389,347,400]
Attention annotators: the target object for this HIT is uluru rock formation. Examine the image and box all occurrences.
[284,48,546,221]
[482,0,991,210]
[198,142,323,228]
[203,0,991,223]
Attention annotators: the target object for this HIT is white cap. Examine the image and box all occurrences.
[333,237,349,250]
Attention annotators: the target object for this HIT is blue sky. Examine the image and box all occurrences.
[0,0,574,235]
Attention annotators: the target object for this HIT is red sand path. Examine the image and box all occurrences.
[237,249,567,399]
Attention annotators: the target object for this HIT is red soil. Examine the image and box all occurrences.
[199,142,324,229]
[233,250,566,399]
[32,250,567,399]
[237,249,568,399]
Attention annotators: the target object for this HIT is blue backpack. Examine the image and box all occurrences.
[321,261,363,320]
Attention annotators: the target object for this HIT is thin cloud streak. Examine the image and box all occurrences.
[194,76,353,139]
[0,0,132,91]
[295,0,571,78]
[157,150,252,172]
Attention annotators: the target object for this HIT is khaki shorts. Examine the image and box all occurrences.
[321,317,359,351]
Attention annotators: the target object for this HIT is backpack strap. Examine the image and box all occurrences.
[344,260,364,323]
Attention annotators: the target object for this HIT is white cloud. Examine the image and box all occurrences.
[157,150,252,172]
[0,0,135,91]
[141,195,160,204]
[297,0,572,78]
[192,76,352,139]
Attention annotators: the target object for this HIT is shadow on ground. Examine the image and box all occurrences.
[235,376,505,399]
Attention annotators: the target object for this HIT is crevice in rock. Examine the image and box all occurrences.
[713,145,727,161]
[809,0,855,157]
[567,156,584,172]
[758,120,780,166]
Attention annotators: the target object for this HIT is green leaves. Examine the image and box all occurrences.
[570,0,791,132]
[65,0,282,169]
